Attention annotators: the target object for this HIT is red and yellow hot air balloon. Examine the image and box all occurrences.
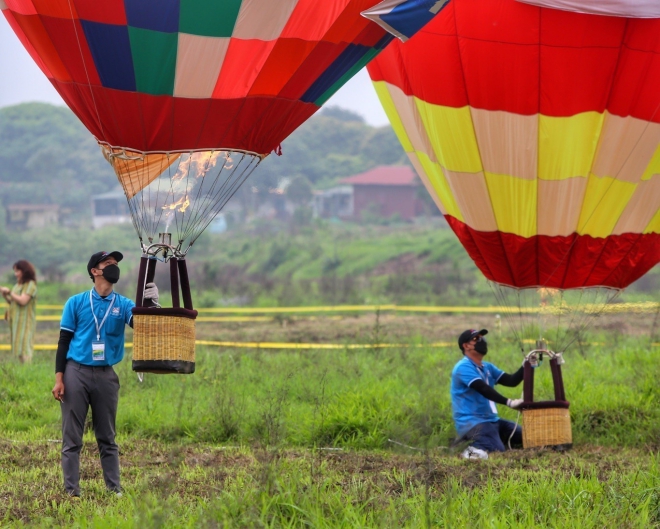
[368,0,660,348]
[369,0,660,291]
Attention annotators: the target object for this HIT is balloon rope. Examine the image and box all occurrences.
[179,151,221,241]
[185,155,260,246]
[181,151,235,242]
[66,0,105,140]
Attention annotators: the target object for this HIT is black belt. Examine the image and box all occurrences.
[67,360,113,371]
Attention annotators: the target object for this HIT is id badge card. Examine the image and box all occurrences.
[92,341,106,362]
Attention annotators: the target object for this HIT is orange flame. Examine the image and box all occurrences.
[162,151,234,216]
[162,196,190,213]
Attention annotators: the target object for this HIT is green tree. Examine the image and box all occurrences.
[287,175,313,206]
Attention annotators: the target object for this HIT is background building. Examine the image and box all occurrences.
[91,190,131,229]
[5,204,59,230]
[339,166,424,221]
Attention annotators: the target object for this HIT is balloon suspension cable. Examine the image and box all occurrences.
[106,149,262,257]
[488,281,621,355]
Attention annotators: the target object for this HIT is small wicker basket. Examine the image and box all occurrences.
[522,406,572,448]
[132,310,196,374]
[131,256,197,374]
[521,354,572,449]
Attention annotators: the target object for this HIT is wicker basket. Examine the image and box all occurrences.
[521,354,572,449]
[132,310,196,374]
[131,256,197,374]
[522,406,572,449]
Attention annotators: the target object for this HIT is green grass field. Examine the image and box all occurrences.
[2,323,660,527]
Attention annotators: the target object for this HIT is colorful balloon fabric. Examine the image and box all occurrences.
[1,0,438,157]
[517,0,660,18]
[368,0,660,290]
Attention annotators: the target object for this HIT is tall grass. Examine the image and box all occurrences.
[2,334,660,448]
[2,332,660,526]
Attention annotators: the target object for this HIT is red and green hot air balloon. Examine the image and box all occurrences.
[368,0,660,349]
[1,0,441,254]
[1,0,441,373]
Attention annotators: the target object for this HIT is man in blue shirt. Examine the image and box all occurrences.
[451,329,524,459]
[51,251,158,497]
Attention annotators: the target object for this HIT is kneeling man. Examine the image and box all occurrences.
[451,329,524,458]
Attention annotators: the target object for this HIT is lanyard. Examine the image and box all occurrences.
[89,289,115,341]
[475,363,489,384]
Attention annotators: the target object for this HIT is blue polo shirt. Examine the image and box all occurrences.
[60,288,135,366]
[450,356,504,437]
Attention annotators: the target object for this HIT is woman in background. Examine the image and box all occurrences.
[1,260,38,363]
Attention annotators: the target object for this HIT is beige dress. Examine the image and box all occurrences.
[7,281,37,362]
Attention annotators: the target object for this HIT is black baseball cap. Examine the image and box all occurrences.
[87,251,123,279]
[458,329,488,352]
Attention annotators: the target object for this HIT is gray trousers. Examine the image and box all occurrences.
[60,361,121,494]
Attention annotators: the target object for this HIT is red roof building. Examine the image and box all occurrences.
[339,166,424,221]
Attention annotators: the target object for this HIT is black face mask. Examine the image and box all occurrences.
[101,264,120,284]
[474,338,488,355]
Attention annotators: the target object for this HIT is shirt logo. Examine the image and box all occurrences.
[111,307,121,317]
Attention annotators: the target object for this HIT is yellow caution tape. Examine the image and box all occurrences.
[3,341,658,352]
[32,315,346,323]
[195,340,452,349]
[196,304,399,314]
[185,316,275,323]
[35,303,660,314]
[0,341,453,351]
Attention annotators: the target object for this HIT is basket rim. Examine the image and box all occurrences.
[132,307,198,319]
[521,400,569,411]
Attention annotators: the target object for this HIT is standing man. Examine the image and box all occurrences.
[51,251,158,497]
[451,329,524,459]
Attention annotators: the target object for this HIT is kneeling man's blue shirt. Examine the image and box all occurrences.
[60,289,135,366]
[451,356,504,436]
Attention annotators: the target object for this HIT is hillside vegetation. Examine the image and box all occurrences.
[0,221,483,307]
[0,103,406,221]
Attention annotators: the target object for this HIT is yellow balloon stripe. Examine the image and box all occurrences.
[642,143,660,181]
[415,101,482,173]
[372,80,660,242]
[372,81,414,153]
[578,175,637,237]
[415,151,463,221]
[484,171,538,238]
[538,112,604,181]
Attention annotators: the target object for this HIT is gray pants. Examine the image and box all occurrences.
[60,361,121,494]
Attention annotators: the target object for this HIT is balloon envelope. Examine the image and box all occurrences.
[2,0,440,255]
[1,0,437,157]
[368,0,660,290]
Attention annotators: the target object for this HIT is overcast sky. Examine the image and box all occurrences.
[0,17,389,127]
